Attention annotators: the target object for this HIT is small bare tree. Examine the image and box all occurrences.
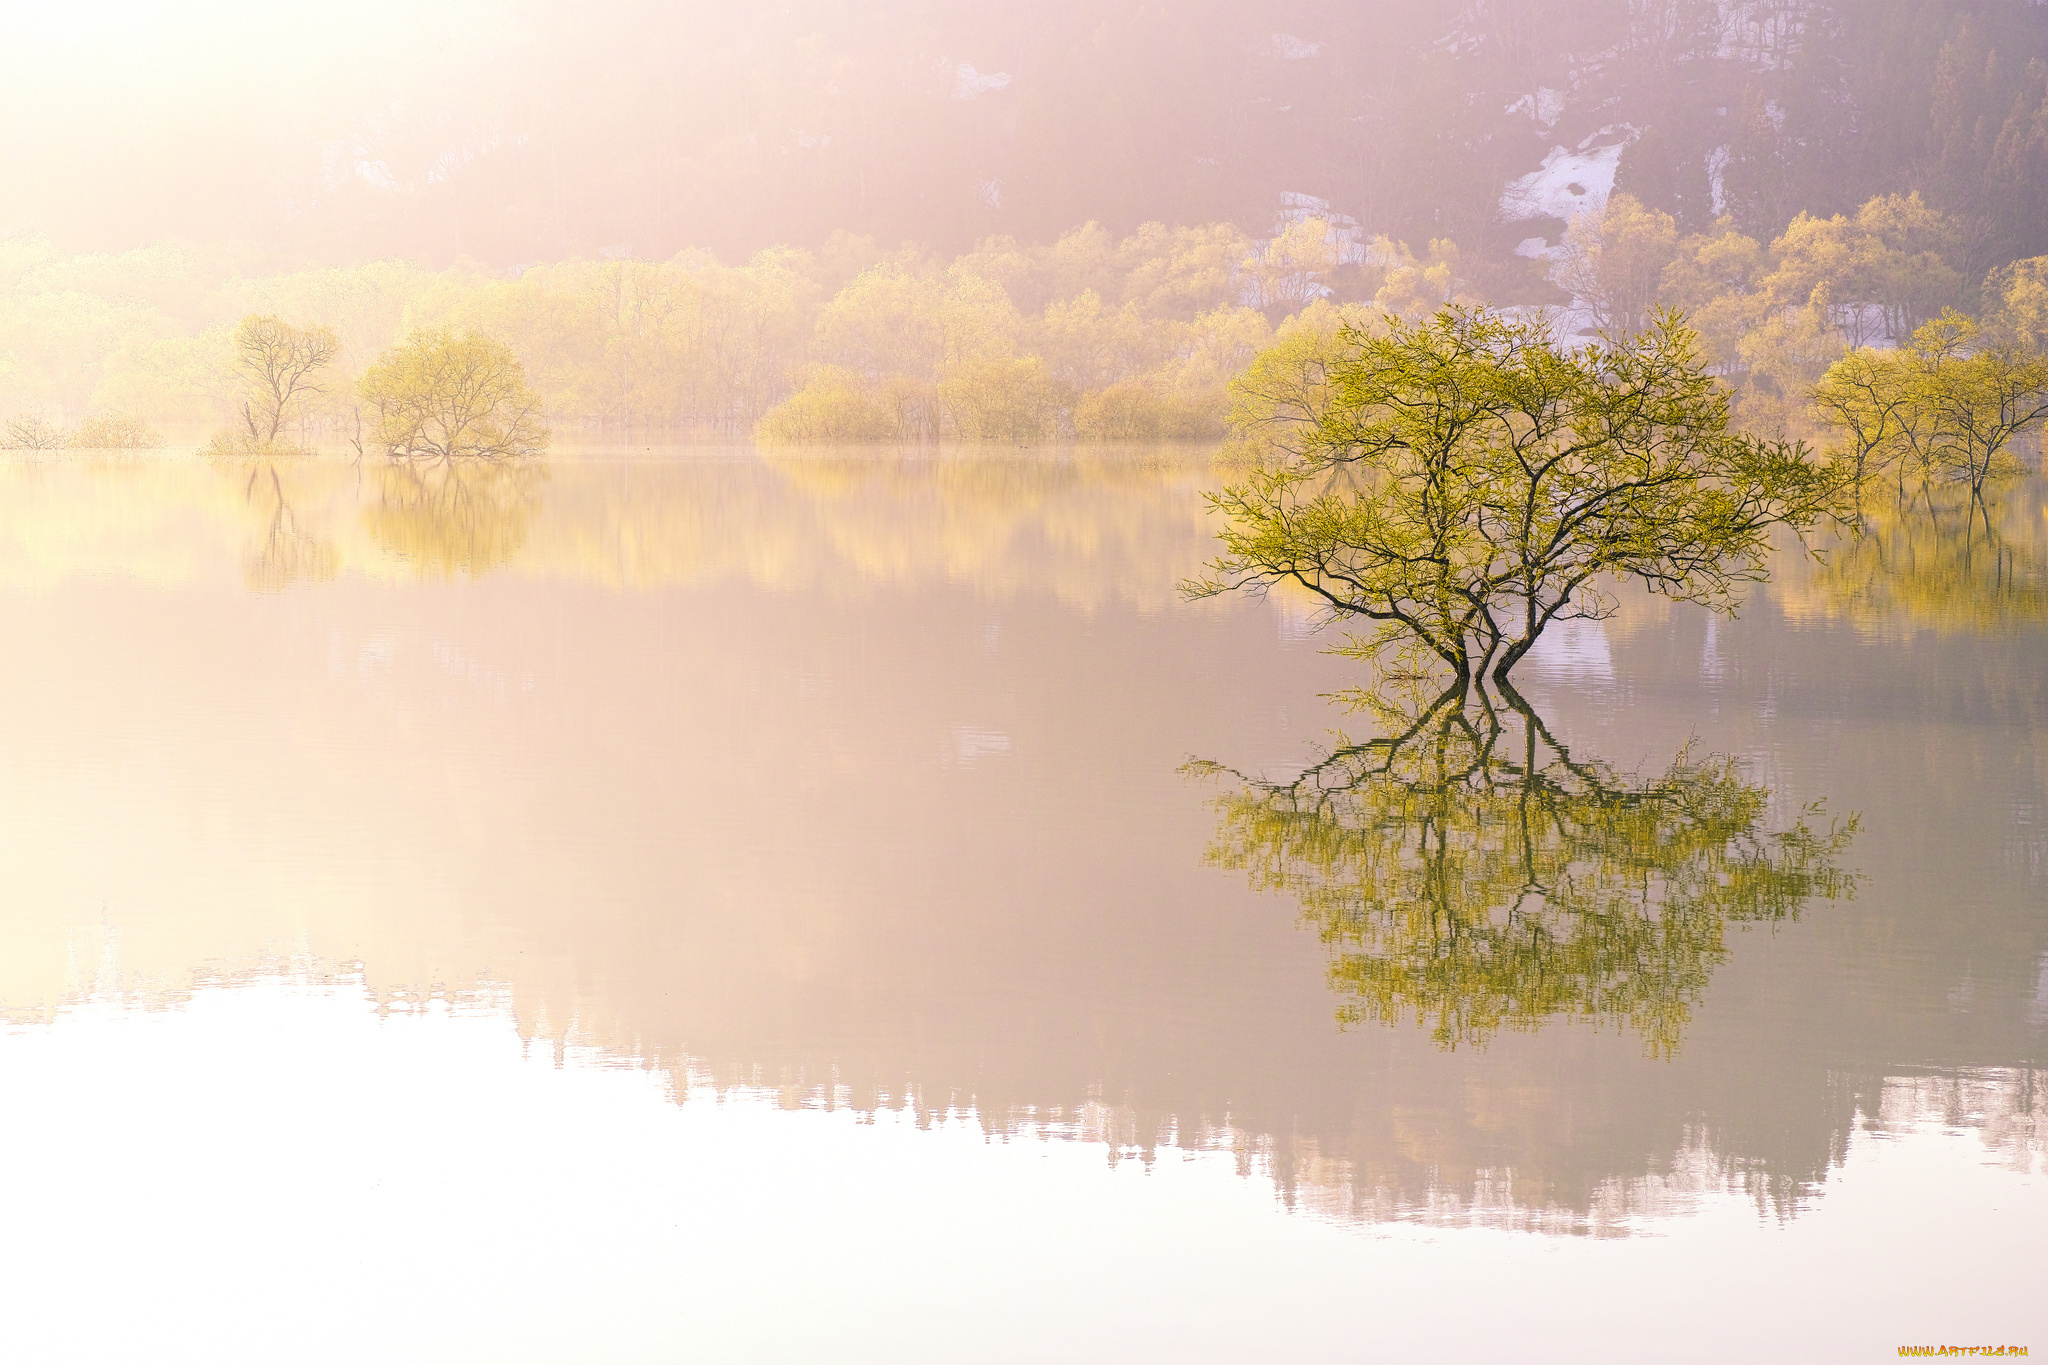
[2,413,70,450]
[232,315,340,448]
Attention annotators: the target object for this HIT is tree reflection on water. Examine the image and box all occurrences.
[1191,678,1859,1058]
[1794,481,2048,633]
[364,455,548,578]
[210,455,344,592]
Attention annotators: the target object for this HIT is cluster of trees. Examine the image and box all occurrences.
[1193,221,2048,688]
[1549,190,2043,436]
[1813,313,2048,503]
[0,412,162,452]
[203,314,546,464]
[1491,189,2048,520]
[0,220,1483,446]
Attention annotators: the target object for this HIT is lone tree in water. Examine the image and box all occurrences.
[358,328,548,462]
[231,314,340,449]
[1187,309,1848,680]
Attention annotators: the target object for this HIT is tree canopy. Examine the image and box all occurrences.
[1813,311,2048,504]
[358,328,549,463]
[0,191,2032,452]
[1189,308,1848,680]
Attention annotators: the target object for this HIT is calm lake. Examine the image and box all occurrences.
[1,448,2043,1362]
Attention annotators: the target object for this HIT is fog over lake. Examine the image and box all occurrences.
[0,449,2040,1360]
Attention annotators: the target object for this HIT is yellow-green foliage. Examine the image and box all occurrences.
[69,413,163,449]
[0,196,2030,451]
[0,221,1289,443]
[226,314,340,448]
[1781,482,2048,634]
[1368,239,1473,322]
[1812,311,2048,499]
[1197,686,1856,1056]
[1755,193,1962,345]
[1533,190,1980,442]
[754,369,897,443]
[95,330,236,426]
[201,431,308,460]
[1247,219,1345,313]
[1222,301,1382,464]
[359,328,549,461]
[1556,195,1680,337]
[1072,381,1224,440]
[1195,309,1851,680]
[364,459,545,578]
[1986,256,2048,352]
[938,357,1064,441]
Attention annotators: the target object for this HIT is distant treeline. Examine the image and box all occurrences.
[3,190,2044,446]
[0,222,1471,444]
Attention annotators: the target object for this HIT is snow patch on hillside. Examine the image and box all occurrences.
[1432,14,1484,57]
[1499,143,1625,224]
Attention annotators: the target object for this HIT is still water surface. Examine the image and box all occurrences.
[0,449,2043,1362]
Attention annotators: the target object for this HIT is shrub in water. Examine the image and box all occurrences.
[755,369,898,443]
[69,413,165,450]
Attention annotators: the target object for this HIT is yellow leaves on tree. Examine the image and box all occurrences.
[231,314,339,450]
[358,328,549,463]
[1812,311,2048,501]
[1190,308,1849,681]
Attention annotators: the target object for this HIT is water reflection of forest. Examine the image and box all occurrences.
[0,448,1218,609]
[0,453,2042,1234]
[13,449,2048,639]
[1776,478,2048,635]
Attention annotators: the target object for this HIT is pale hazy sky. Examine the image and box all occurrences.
[4,0,544,136]
[0,0,566,251]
